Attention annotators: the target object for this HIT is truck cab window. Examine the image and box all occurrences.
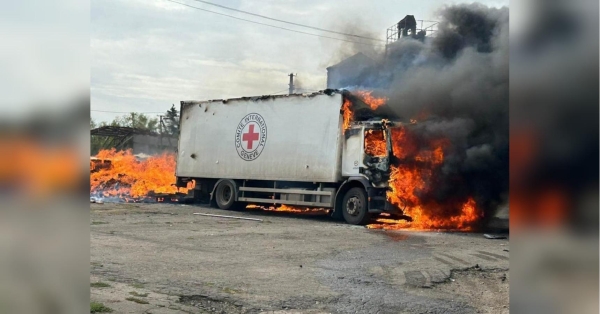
[364,129,387,157]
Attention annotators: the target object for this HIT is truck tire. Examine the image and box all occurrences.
[215,180,237,210]
[342,187,371,225]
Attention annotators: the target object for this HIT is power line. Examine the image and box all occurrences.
[91,109,166,114]
[187,0,385,42]
[163,0,384,47]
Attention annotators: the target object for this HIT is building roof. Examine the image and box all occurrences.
[90,126,158,137]
[326,52,376,71]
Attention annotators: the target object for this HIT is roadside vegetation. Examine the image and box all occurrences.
[90,302,113,313]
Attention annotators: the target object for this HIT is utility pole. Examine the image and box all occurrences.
[158,115,163,149]
[130,112,136,128]
[159,115,164,135]
[288,73,295,94]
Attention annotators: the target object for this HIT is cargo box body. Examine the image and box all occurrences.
[177,93,344,183]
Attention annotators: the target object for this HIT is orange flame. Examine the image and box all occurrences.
[355,91,387,110]
[367,198,479,230]
[341,91,386,131]
[246,204,330,215]
[364,129,387,156]
[342,98,353,131]
[90,149,188,200]
[365,126,481,231]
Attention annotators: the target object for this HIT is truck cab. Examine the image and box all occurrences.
[335,120,398,224]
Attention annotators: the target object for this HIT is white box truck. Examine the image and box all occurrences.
[175,90,400,225]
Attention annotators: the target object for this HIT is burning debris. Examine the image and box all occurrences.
[90,149,191,202]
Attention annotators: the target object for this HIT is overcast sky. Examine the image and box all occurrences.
[91,0,508,123]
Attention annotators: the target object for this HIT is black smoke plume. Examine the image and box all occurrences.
[342,4,509,225]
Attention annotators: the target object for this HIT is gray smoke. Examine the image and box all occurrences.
[325,19,383,68]
[344,4,509,224]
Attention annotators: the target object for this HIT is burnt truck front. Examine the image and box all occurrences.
[341,120,402,216]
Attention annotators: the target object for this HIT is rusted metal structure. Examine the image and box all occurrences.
[326,15,438,90]
[91,126,178,155]
[386,15,439,45]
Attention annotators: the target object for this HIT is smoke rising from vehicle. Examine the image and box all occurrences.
[339,4,509,224]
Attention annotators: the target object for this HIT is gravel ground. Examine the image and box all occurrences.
[90,203,509,313]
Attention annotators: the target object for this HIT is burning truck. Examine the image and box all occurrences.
[90,89,481,230]
[89,89,481,229]
[177,90,421,225]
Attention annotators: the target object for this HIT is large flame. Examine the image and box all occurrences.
[367,198,479,230]
[340,92,480,230]
[342,91,387,132]
[367,126,481,231]
[90,149,189,200]
[342,98,353,131]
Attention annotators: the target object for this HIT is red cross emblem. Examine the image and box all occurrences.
[235,113,267,161]
[242,124,260,150]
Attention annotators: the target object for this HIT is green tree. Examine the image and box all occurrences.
[163,104,179,136]
[112,113,158,132]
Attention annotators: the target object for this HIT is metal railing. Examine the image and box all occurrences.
[386,20,439,45]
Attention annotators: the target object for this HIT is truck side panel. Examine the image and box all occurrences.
[177,93,344,183]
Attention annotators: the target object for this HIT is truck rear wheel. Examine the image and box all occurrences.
[342,187,371,225]
[215,180,237,210]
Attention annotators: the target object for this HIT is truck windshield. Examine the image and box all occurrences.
[364,129,387,157]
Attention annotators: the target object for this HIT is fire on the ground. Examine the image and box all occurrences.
[90,149,193,202]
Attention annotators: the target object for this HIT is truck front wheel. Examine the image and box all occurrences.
[342,187,371,225]
[215,180,237,210]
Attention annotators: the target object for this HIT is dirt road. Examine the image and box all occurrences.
[90,203,509,313]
